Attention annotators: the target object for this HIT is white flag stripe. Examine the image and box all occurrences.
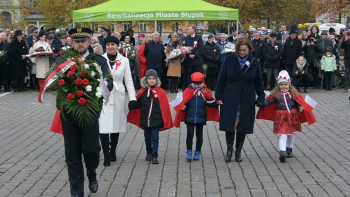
[169,96,183,108]
[305,95,317,108]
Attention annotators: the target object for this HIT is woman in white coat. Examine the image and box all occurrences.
[33,31,52,90]
[99,36,136,166]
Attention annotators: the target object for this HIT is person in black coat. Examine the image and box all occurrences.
[0,33,10,92]
[282,29,303,77]
[251,32,266,87]
[264,34,282,90]
[215,37,265,163]
[143,32,165,80]
[292,56,311,93]
[304,35,320,88]
[201,35,220,90]
[183,26,204,86]
[57,28,113,197]
[340,32,350,91]
[9,30,29,92]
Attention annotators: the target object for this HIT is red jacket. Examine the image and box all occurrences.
[138,44,147,80]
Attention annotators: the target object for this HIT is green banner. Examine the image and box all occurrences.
[73,0,239,22]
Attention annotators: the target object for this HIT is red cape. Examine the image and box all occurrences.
[50,109,63,135]
[256,93,316,125]
[173,88,219,128]
[127,87,173,131]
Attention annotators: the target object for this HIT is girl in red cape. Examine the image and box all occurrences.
[256,70,316,163]
[173,72,219,161]
[127,69,173,164]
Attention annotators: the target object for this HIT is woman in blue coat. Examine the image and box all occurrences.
[215,37,265,162]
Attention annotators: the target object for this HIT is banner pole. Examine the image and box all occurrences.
[155,21,157,32]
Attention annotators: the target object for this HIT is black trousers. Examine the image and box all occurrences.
[169,77,179,90]
[99,133,119,153]
[186,64,202,86]
[206,67,217,90]
[292,76,310,89]
[225,131,246,149]
[0,63,9,90]
[309,63,322,88]
[61,113,101,196]
[323,71,333,89]
[186,123,203,151]
[13,77,23,91]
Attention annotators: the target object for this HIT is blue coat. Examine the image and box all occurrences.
[215,53,265,134]
[184,85,217,125]
[216,41,234,63]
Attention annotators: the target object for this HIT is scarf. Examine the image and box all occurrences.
[238,55,249,68]
[168,40,179,50]
[296,61,306,71]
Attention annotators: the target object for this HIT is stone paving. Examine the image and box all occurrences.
[0,88,350,197]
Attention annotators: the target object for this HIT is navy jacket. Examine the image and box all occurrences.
[98,35,109,52]
[184,85,217,125]
[251,39,265,62]
[183,34,204,66]
[144,41,165,69]
[215,53,265,133]
[26,35,38,48]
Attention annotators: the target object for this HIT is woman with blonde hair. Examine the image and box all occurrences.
[91,36,103,55]
[292,56,311,93]
[166,33,182,93]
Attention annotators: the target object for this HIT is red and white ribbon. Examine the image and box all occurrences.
[281,92,292,113]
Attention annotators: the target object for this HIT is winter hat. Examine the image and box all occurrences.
[328,35,335,40]
[277,70,291,84]
[208,34,214,39]
[326,46,333,53]
[146,69,158,79]
[321,30,328,35]
[329,27,335,34]
[270,33,277,38]
[191,72,205,83]
[138,33,145,38]
[15,30,23,36]
[104,36,120,45]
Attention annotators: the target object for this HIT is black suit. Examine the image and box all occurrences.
[282,38,303,76]
[183,34,204,85]
[59,47,113,196]
[0,41,10,91]
[9,38,29,91]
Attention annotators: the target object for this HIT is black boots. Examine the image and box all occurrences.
[235,132,245,162]
[225,142,234,162]
[286,147,293,158]
[279,151,287,162]
[110,133,119,162]
[100,134,111,167]
[169,77,179,93]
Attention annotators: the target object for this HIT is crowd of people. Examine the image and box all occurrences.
[0,23,336,197]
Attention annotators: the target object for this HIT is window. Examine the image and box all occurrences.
[139,22,147,32]
[123,23,130,31]
[0,12,11,27]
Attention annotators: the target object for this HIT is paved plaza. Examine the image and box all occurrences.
[0,89,350,197]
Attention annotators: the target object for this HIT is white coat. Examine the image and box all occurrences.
[99,52,136,133]
[32,41,52,78]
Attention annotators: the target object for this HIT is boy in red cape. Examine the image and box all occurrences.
[127,69,173,164]
[256,70,316,163]
[173,72,219,161]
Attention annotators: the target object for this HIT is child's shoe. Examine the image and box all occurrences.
[186,150,193,161]
[286,148,293,158]
[152,156,159,164]
[193,151,201,160]
[279,151,286,162]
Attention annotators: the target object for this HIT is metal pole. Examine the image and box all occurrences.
[228,21,230,35]
[73,23,76,28]
[155,21,157,32]
[236,21,239,32]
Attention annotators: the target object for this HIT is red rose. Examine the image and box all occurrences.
[75,78,83,86]
[58,79,65,87]
[76,90,84,97]
[67,71,74,77]
[70,65,77,72]
[38,48,42,51]
[83,61,86,64]
[80,70,87,76]
[58,50,63,55]
[67,93,74,100]
[82,79,90,86]
[78,97,86,106]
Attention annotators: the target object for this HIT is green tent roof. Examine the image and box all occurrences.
[72,0,239,22]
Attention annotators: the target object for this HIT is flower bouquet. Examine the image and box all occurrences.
[0,50,6,57]
[165,49,183,63]
[118,42,136,61]
[39,50,111,128]
[177,46,193,55]
[27,46,55,58]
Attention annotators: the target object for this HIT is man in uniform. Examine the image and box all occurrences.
[54,35,68,53]
[98,27,110,52]
[60,27,113,197]
[26,27,39,48]
[183,26,204,86]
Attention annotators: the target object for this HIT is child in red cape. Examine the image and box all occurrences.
[173,72,219,161]
[256,70,316,163]
[127,69,173,164]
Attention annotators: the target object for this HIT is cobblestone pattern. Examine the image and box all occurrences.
[0,89,349,197]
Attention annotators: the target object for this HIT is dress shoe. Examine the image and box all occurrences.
[89,181,98,193]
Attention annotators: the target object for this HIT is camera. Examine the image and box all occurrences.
[347,32,350,36]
